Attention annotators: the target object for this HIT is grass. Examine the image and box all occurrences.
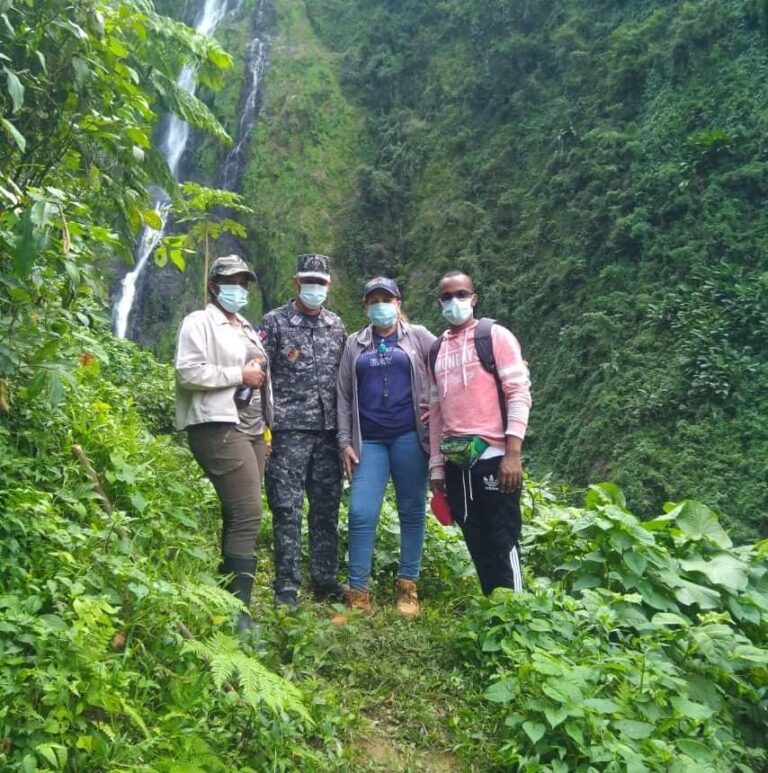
[241,507,491,771]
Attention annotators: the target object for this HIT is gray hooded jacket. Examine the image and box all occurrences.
[337,321,435,457]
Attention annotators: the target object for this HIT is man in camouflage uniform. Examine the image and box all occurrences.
[259,254,347,607]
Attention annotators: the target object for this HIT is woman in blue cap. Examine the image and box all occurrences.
[336,277,435,614]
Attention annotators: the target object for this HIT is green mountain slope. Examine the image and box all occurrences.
[284,0,768,536]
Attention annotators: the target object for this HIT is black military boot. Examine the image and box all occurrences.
[311,578,349,602]
[220,555,258,632]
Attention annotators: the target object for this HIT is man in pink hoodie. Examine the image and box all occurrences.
[429,271,532,594]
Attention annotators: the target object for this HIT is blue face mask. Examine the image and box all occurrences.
[367,302,398,329]
[217,284,248,313]
[299,283,328,310]
[441,297,474,326]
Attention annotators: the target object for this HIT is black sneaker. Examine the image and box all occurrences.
[274,589,299,609]
[312,580,349,602]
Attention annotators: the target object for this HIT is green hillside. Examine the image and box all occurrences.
[107,0,767,535]
[1,0,767,767]
[289,0,768,536]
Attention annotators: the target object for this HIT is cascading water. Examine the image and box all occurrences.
[219,0,268,191]
[113,0,230,339]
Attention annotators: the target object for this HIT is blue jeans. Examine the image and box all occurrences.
[347,430,428,590]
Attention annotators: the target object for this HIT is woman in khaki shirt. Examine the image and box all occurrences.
[175,254,272,633]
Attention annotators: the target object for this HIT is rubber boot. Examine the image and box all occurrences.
[312,579,349,602]
[220,555,258,633]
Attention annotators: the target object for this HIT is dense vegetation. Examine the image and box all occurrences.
[1,333,766,769]
[1,0,766,769]
[0,0,232,410]
[121,0,768,535]
[288,0,767,537]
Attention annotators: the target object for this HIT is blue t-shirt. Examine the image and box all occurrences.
[356,332,416,440]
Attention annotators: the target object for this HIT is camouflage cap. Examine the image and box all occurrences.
[296,253,331,282]
[209,254,257,282]
[363,276,401,299]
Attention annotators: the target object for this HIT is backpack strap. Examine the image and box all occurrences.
[473,318,496,374]
[475,318,507,425]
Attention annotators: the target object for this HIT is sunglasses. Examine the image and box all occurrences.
[438,290,473,302]
[299,277,329,286]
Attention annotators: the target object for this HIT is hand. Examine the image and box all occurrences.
[341,446,359,481]
[498,450,523,493]
[419,405,430,426]
[265,442,272,457]
[430,478,446,495]
[242,360,264,388]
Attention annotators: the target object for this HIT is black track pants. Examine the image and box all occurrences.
[445,456,523,595]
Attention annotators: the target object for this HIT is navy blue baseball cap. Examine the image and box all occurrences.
[363,276,401,299]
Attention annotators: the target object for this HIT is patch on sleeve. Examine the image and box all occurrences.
[258,329,268,341]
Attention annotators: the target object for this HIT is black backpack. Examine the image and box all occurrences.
[428,317,507,423]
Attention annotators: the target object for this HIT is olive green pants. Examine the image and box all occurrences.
[187,423,266,558]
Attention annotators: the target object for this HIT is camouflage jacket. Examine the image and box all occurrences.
[258,301,346,431]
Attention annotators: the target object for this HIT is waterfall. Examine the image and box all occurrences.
[113,0,230,340]
[219,0,268,191]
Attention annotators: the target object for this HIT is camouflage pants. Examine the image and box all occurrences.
[265,430,342,594]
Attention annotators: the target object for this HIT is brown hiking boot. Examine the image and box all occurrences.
[395,579,420,617]
[343,587,371,612]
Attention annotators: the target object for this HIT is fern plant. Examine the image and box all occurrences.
[182,633,312,723]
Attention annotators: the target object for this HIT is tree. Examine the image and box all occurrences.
[0,0,233,407]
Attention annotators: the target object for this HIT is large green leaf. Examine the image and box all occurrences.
[670,696,714,721]
[673,580,721,609]
[585,482,627,509]
[623,550,647,576]
[651,501,732,549]
[1,117,26,151]
[680,554,749,593]
[676,739,715,763]
[612,719,654,739]
[583,698,620,713]
[484,678,516,703]
[651,612,690,626]
[522,721,546,744]
[12,208,48,275]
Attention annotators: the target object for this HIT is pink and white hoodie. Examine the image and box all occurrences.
[428,320,531,479]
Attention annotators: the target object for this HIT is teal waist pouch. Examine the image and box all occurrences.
[439,435,489,469]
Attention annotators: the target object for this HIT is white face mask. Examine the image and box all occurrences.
[367,302,398,328]
[299,283,328,310]
[217,284,248,313]
[441,297,474,325]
